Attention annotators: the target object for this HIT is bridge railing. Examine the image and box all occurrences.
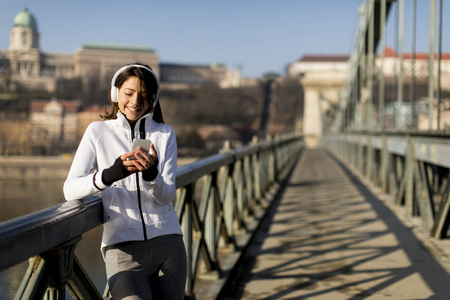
[326,131,450,240]
[0,134,303,299]
[330,0,448,133]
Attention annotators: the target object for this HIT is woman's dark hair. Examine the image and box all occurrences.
[101,63,164,123]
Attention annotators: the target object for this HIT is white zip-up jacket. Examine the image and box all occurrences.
[64,112,182,257]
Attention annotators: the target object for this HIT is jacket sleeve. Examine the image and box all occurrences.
[63,125,107,201]
[143,130,177,206]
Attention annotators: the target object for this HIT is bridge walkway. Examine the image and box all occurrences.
[220,148,450,300]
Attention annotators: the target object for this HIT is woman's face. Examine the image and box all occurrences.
[117,76,150,125]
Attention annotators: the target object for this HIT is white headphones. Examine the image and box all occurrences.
[110,64,160,105]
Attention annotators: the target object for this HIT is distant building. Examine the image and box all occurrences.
[28,98,104,154]
[29,99,79,153]
[0,8,242,93]
[377,47,450,91]
[287,49,450,138]
[287,54,350,147]
[287,55,350,78]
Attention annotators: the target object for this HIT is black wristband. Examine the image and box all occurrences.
[142,158,159,181]
[102,157,132,186]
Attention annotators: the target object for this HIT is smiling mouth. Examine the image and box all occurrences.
[127,106,141,113]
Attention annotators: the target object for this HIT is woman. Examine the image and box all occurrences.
[64,63,187,299]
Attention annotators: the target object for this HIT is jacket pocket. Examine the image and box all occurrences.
[104,185,142,228]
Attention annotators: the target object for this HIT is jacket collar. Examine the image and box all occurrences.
[116,111,153,129]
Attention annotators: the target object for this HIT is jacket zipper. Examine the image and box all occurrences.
[135,173,147,240]
[131,125,148,240]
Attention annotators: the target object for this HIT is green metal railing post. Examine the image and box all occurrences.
[14,237,98,300]
[428,0,435,130]
[410,0,417,129]
[396,0,404,128]
[182,183,194,296]
[436,0,443,130]
[367,0,375,127]
[405,135,415,216]
[381,135,389,193]
[379,0,386,130]
[204,173,217,263]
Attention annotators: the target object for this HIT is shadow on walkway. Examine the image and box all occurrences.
[221,149,450,300]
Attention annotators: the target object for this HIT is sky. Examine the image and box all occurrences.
[0,0,448,78]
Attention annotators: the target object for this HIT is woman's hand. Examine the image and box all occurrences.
[121,144,158,173]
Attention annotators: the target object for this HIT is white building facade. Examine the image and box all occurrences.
[0,8,242,93]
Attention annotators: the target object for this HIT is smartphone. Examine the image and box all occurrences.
[129,139,151,160]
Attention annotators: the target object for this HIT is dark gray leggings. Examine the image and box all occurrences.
[105,235,187,300]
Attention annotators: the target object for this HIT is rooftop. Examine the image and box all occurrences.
[77,44,154,53]
[13,8,37,31]
[299,55,350,63]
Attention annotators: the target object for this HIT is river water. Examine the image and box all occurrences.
[0,179,107,299]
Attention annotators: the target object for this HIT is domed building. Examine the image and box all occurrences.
[10,8,39,51]
[0,8,159,93]
[0,8,240,95]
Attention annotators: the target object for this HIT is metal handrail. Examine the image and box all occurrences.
[0,134,303,299]
[0,196,102,271]
[326,131,450,239]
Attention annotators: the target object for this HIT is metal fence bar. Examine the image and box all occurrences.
[428,0,436,130]
[436,0,443,130]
